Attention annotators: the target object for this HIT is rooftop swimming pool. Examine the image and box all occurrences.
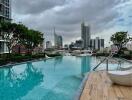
[0,56,131,100]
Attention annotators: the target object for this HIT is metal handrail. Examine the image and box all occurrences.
[93,53,114,71]
[93,57,107,71]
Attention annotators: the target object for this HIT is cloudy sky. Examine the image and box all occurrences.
[12,0,132,46]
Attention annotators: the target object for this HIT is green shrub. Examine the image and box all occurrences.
[46,53,61,57]
[94,53,109,57]
[0,53,46,66]
[121,55,132,60]
[0,58,7,65]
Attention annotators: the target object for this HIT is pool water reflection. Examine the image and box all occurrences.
[0,62,43,100]
[1,56,125,100]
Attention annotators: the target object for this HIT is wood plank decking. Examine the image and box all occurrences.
[80,71,132,100]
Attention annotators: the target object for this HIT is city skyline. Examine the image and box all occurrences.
[11,0,132,46]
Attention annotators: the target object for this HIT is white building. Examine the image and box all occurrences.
[126,42,132,51]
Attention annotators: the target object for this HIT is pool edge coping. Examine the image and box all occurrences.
[0,57,54,68]
[74,72,89,100]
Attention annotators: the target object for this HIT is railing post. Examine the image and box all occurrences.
[106,58,108,71]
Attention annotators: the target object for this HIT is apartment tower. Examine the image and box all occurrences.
[81,22,91,49]
[0,0,11,22]
[0,0,11,53]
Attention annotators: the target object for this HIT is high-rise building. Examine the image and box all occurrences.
[54,28,63,49]
[0,0,11,22]
[0,0,11,53]
[46,41,52,49]
[95,37,99,50]
[81,22,90,49]
[54,27,57,48]
[58,35,63,48]
[90,39,95,50]
[90,37,104,50]
[100,39,104,48]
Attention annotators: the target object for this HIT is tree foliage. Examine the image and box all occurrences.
[0,22,43,54]
[111,31,131,51]
[0,22,17,54]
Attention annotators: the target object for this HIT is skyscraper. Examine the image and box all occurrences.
[54,28,63,49]
[58,35,63,48]
[0,0,11,22]
[90,39,95,50]
[0,0,11,53]
[95,37,99,50]
[54,27,57,48]
[81,22,90,49]
[100,39,104,48]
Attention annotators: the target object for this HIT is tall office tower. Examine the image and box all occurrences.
[90,39,95,50]
[95,37,105,50]
[95,37,99,50]
[58,35,63,48]
[0,0,11,53]
[54,27,57,48]
[0,0,11,22]
[54,28,63,49]
[100,39,104,48]
[81,22,90,49]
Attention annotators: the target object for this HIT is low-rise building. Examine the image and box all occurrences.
[126,42,132,51]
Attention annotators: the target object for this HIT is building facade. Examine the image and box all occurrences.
[57,35,63,48]
[46,41,52,49]
[90,37,104,50]
[95,37,99,50]
[74,40,83,49]
[0,0,11,22]
[0,0,11,53]
[100,39,104,49]
[54,28,63,49]
[81,22,90,49]
[126,42,132,51]
[90,39,95,50]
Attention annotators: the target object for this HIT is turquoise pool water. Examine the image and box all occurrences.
[0,56,131,100]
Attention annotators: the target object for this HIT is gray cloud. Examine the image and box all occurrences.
[12,0,66,14]
[12,0,130,45]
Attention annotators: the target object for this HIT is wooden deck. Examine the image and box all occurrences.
[80,71,132,100]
